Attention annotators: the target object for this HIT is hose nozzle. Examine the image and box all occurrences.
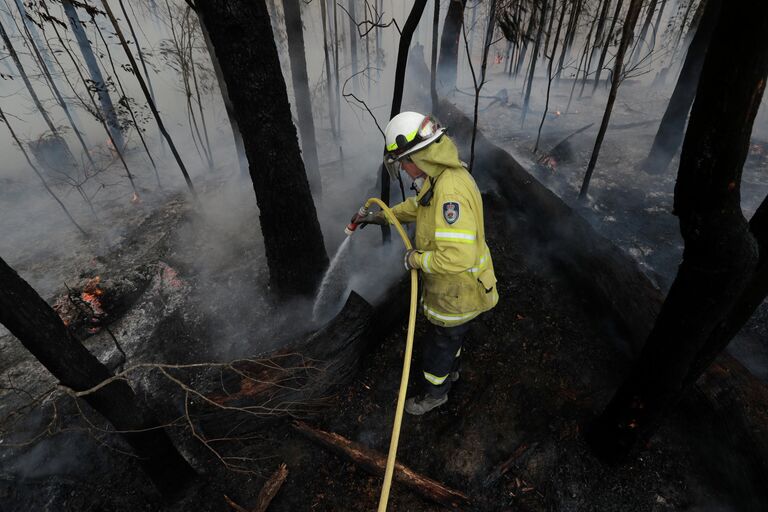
[345,205,369,236]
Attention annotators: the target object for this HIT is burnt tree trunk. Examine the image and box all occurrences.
[437,0,468,93]
[194,0,328,297]
[588,0,768,461]
[282,0,322,195]
[629,0,658,66]
[514,1,539,77]
[380,0,428,236]
[642,0,721,174]
[62,0,124,151]
[578,0,642,200]
[0,257,195,494]
[591,0,624,93]
[521,0,548,127]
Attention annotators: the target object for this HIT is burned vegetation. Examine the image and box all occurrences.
[1,0,768,511]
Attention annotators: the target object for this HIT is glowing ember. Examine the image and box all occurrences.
[159,262,183,288]
[81,276,105,317]
[538,155,558,173]
[131,191,141,204]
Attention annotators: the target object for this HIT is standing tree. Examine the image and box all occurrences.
[0,257,195,494]
[193,0,329,297]
[521,0,547,127]
[437,0,468,93]
[282,0,322,195]
[587,0,768,461]
[578,0,643,200]
[61,0,124,151]
[642,0,721,174]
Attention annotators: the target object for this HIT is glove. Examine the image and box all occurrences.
[354,211,387,228]
[404,249,421,271]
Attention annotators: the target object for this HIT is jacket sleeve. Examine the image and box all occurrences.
[414,192,479,274]
[389,197,418,224]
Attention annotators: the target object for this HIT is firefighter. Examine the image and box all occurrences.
[355,111,499,415]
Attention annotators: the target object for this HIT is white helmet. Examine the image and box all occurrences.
[383,112,445,181]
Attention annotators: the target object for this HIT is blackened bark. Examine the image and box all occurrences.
[437,0,468,92]
[62,0,124,151]
[578,0,642,200]
[642,0,721,174]
[0,257,195,494]
[194,0,328,297]
[629,0,658,66]
[514,2,538,77]
[430,0,440,112]
[591,0,623,92]
[282,0,322,195]
[588,0,768,461]
[521,0,548,127]
[380,0,428,234]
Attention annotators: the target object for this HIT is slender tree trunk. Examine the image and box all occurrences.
[578,0,642,200]
[320,0,338,137]
[521,0,548,127]
[195,0,328,297]
[587,0,768,461]
[437,0,468,92]
[535,0,567,153]
[555,0,582,85]
[62,0,124,151]
[587,0,611,73]
[98,0,196,196]
[629,0,658,66]
[430,0,440,112]
[591,0,624,93]
[347,0,359,93]
[0,107,87,236]
[514,2,538,77]
[282,0,322,196]
[0,258,195,494]
[0,18,76,165]
[468,0,498,171]
[39,2,139,196]
[642,0,721,174]
[333,0,341,137]
[11,0,94,169]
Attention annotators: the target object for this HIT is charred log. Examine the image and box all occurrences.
[292,421,470,509]
[0,257,196,496]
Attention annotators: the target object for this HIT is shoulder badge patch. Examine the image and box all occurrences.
[443,202,460,224]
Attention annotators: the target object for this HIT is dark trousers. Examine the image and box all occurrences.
[422,321,472,397]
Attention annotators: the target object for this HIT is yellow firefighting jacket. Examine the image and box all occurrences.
[389,135,498,327]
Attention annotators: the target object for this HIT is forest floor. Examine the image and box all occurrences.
[2,75,767,510]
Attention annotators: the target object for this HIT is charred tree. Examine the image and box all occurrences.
[320,0,338,137]
[98,0,196,196]
[587,0,768,461]
[642,0,720,174]
[578,0,642,200]
[437,0,468,93]
[430,0,440,112]
[628,0,658,67]
[0,18,78,171]
[0,106,87,236]
[0,257,195,494]
[591,0,624,93]
[61,0,124,151]
[282,0,322,196]
[347,0,359,93]
[194,0,328,297]
[514,1,539,78]
[521,0,547,127]
[380,0,428,237]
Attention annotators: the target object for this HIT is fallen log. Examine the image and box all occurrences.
[224,463,288,512]
[292,420,470,510]
[482,441,538,488]
[437,99,768,484]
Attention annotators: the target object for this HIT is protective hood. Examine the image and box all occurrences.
[409,134,462,178]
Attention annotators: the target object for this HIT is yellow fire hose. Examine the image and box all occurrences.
[357,197,418,512]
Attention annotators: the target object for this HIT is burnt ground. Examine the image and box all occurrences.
[2,82,767,509]
[3,180,762,510]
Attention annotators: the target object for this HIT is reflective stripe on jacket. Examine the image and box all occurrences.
[390,135,498,327]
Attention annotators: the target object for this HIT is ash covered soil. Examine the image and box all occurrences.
[2,185,760,510]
